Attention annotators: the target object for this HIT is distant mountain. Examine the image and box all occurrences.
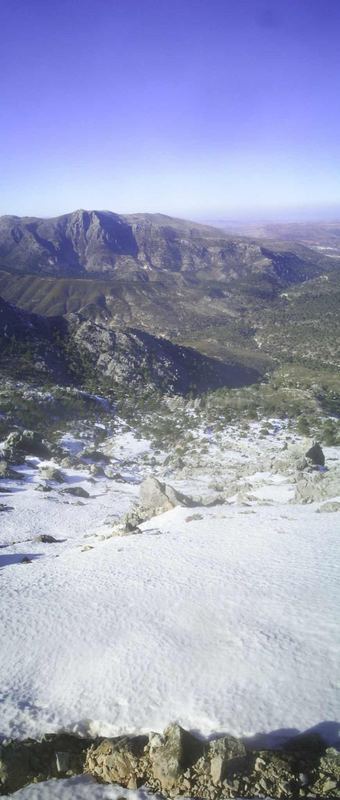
[0,208,327,281]
[214,219,340,255]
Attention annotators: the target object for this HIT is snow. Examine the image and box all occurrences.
[1,418,340,793]
[3,777,271,800]
[4,776,141,799]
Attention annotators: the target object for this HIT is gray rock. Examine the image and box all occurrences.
[89,463,105,477]
[317,500,340,513]
[61,486,90,498]
[294,469,340,504]
[2,430,50,463]
[0,459,22,480]
[149,723,204,791]
[85,736,147,786]
[208,735,246,785]
[38,465,64,483]
[139,476,195,512]
[34,534,59,543]
[0,734,91,794]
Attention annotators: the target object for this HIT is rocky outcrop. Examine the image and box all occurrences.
[1,430,51,463]
[0,295,259,392]
[1,725,340,797]
[38,465,65,482]
[0,733,92,795]
[294,469,340,504]
[139,476,195,512]
[0,210,323,285]
[113,477,197,534]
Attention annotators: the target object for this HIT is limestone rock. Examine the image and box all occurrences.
[0,460,22,480]
[61,486,90,498]
[0,734,90,794]
[148,723,204,791]
[85,735,148,786]
[2,430,50,463]
[294,469,340,504]
[38,465,64,483]
[317,500,340,513]
[34,534,59,543]
[208,735,246,784]
[139,476,195,512]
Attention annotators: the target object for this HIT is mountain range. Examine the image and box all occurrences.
[0,209,339,392]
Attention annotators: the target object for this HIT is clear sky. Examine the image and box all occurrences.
[1,0,340,220]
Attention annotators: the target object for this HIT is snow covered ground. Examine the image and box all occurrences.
[3,776,271,800]
[1,416,340,795]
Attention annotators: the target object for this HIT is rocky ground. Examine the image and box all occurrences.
[0,403,340,798]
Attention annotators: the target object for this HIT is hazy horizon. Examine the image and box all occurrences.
[1,0,340,219]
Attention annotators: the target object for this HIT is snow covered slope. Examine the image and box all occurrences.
[1,420,339,753]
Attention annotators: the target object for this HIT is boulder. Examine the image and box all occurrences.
[2,430,50,462]
[294,469,340,504]
[317,500,340,513]
[0,734,90,794]
[89,464,105,477]
[38,465,65,483]
[139,476,195,512]
[85,736,148,787]
[149,723,204,791]
[61,486,90,498]
[207,735,246,785]
[34,534,59,543]
[81,448,110,464]
[0,460,22,480]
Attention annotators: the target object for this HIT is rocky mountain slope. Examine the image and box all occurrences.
[0,210,339,398]
[0,209,327,281]
[0,296,259,393]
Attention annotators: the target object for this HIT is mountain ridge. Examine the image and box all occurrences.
[0,209,339,383]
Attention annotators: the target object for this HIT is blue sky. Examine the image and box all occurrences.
[1,0,340,219]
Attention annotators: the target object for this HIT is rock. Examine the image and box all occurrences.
[294,469,340,504]
[81,448,110,464]
[2,430,50,463]
[0,460,22,480]
[34,534,59,543]
[105,470,128,483]
[305,441,325,467]
[309,747,340,797]
[0,503,13,512]
[149,723,204,791]
[61,486,90,498]
[139,476,195,512]
[207,735,246,785]
[85,736,148,785]
[185,513,204,522]
[119,507,148,533]
[317,500,340,512]
[0,734,91,794]
[38,465,65,483]
[60,456,78,468]
[89,464,105,477]
[34,483,53,493]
